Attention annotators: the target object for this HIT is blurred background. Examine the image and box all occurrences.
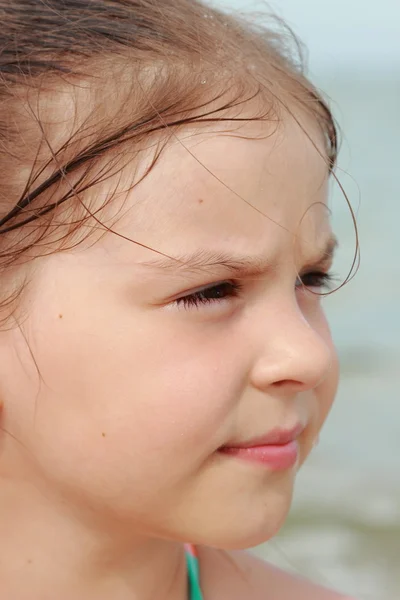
[211,2,399,598]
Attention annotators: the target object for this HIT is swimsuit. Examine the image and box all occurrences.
[185,543,204,600]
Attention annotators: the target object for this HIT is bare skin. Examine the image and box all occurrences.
[0,108,351,599]
[200,547,356,599]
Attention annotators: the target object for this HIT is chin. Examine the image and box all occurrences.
[209,523,289,551]
[226,513,289,550]
[196,493,293,551]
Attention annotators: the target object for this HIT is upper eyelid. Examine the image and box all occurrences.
[164,259,335,302]
[175,265,333,296]
[165,279,234,303]
[181,269,333,298]
[166,270,335,313]
[299,264,333,275]
[174,272,332,311]
[174,281,242,311]
[181,278,235,293]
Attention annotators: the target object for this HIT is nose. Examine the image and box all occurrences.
[249,301,333,394]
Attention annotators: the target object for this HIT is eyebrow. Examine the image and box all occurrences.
[141,235,338,278]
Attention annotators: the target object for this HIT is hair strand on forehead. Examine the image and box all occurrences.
[0,0,358,324]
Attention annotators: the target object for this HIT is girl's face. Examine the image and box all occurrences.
[1,113,339,549]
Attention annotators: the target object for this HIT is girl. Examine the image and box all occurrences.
[0,1,357,599]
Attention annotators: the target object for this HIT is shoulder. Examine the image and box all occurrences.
[199,546,357,600]
[229,550,357,599]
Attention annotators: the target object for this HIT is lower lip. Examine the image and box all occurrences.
[219,440,299,471]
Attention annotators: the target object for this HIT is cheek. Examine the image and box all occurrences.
[299,302,339,454]
[21,293,245,494]
[308,313,339,453]
[298,347,338,468]
[303,296,339,394]
[317,308,340,420]
[117,322,245,457]
[318,346,339,422]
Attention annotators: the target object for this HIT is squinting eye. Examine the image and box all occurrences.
[175,281,242,309]
[296,271,336,292]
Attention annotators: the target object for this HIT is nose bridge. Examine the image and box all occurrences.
[250,298,332,391]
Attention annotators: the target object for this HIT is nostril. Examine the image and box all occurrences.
[273,379,296,388]
[272,378,311,393]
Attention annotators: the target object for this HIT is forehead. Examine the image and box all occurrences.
[105,114,331,263]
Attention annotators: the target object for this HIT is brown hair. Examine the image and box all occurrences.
[0,0,342,322]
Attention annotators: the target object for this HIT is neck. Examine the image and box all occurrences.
[0,478,187,600]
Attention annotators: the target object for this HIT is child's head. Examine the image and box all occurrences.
[0,0,341,550]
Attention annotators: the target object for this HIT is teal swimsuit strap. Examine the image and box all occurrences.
[184,544,204,600]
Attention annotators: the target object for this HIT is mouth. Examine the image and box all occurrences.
[218,423,305,471]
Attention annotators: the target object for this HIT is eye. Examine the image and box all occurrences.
[175,281,242,309]
[296,271,336,292]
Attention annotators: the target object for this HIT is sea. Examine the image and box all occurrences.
[251,73,400,600]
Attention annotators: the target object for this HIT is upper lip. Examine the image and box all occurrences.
[221,423,305,449]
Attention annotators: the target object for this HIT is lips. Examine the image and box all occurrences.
[221,423,305,450]
[218,423,305,471]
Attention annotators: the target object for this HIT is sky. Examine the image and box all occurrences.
[213,0,400,71]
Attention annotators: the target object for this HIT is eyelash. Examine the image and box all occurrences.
[298,271,336,291]
[175,271,335,309]
[175,281,243,309]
